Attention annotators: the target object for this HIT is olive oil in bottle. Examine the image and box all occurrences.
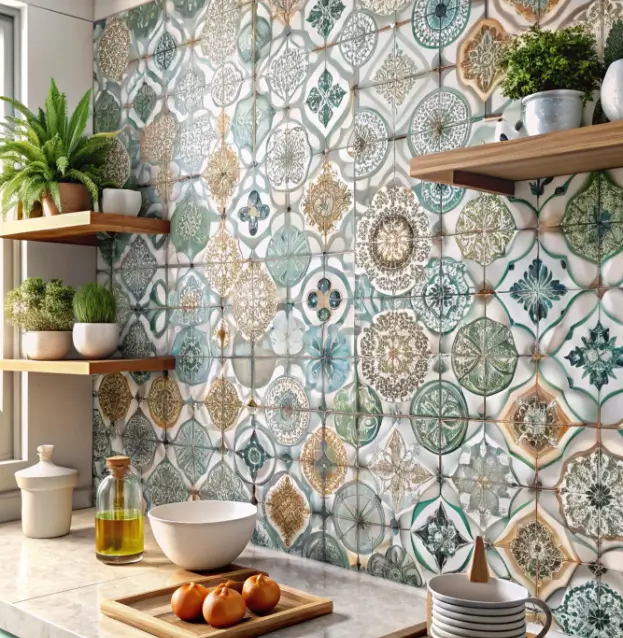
[95,456,144,564]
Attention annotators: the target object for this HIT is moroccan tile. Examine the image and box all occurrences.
[358,415,438,515]
[499,381,585,473]
[119,311,167,361]
[536,428,601,495]
[407,86,473,159]
[165,0,209,46]
[301,516,357,569]
[94,0,623,616]
[124,1,166,60]
[256,467,314,551]
[547,570,608,637]
[393,68,440,141]
[437,0,486,68]
[198,451,253,502]
[409,489,474,574]
[304,0,351,49]
[362,531,429,586]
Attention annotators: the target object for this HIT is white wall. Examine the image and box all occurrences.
[94,0,146,20]
[0,1,96,521]
[23,0,92,20]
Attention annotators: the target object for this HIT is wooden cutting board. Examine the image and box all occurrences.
[100,566,333,638]
[379,622,538,637]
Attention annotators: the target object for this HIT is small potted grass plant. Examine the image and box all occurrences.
[6,278,75,360]
[499,25,602,135]
[72,283,118,359]
[601,20,623,121]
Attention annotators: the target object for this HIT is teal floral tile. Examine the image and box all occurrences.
[124,1,165,60]
[172,416,216,485]
[410,492,473,573]
[199,452,252,502]
[144,452,190,509]
[122,406,161,469]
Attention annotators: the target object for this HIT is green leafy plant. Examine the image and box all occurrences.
[73,283,117,324]
[0,79,116,217]
[499,25,602,102]
[5,278,75,331]
[605,20,623,67]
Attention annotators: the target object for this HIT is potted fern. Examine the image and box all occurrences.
[0,79,115,218]
[499,25,602,135]
[72,283,118,359]
[601,20,623,121]
[5,278,75,360]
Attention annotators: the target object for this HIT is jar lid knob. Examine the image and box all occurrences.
[106,455,130,469]
[37,444,54,462]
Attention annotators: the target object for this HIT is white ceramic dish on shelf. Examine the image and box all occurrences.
[148,500,257,571]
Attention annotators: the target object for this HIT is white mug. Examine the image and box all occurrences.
[429,574,552,638]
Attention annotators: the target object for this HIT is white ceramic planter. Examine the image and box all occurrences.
[22,331,72,360]
[100,188,142,216]
[601,60,623,121]
[15,445,78,539]
[73,323,118,359]
[522,89,584,136]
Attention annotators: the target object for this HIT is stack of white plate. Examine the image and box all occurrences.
[431,598,526,637]
[428,574,552,638]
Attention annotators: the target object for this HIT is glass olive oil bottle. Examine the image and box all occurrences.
[95,456,144,564]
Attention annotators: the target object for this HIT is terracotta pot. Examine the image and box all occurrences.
[41,183,91,216]
[18,201,42,219]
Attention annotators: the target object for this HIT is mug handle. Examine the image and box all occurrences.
[526,597,552,638]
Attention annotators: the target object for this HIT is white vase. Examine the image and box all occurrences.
[15,444,78,539]
[601,60,623,121]
[72,323,119,359]
[100,188,142,216]
[22,331,72,360]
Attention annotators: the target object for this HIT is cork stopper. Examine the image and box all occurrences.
[106,455,130,469]
[106,456,130,477]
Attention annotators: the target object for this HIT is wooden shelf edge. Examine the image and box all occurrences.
[410,120,623,196]
[0,356,175,375]
[0,211,170,244]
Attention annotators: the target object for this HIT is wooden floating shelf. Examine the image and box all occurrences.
[0,356,175,375]
[410,120,623,196]
[0,211,170,245]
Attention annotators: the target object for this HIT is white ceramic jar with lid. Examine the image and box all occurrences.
[15,444,78,538]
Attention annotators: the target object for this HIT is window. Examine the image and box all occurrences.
[0,6,19,485]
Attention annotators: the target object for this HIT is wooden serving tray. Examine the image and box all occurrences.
[379,622,538,638]
[100,566,333,638]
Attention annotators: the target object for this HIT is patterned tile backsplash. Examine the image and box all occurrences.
[93,0,623,635]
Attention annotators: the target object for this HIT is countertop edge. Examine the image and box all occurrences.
[0,602,82,638]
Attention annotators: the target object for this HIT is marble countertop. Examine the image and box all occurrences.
[0,509,566,638]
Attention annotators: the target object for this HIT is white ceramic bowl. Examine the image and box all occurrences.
[148,500,257,571]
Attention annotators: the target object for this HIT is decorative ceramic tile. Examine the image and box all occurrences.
[95,0,623,621]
